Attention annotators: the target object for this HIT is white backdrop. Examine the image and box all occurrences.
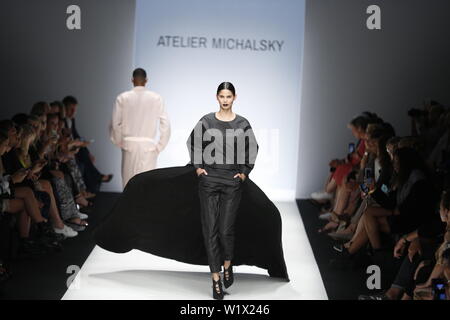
[134,0,305,200]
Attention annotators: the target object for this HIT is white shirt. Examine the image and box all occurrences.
[110,86,171,153]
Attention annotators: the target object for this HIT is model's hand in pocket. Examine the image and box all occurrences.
[234,173,246,182]
[196,168,208,177]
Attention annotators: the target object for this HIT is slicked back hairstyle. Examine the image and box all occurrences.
[217,82,236,96]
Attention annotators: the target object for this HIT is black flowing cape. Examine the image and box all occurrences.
[94,165,289,281]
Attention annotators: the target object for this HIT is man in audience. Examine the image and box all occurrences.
[63,95,113,193]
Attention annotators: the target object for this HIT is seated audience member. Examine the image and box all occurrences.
[311,114,374,203]
[327,124,394,240]
[359,190,447,300]
[63,96,113,194]
[331,148,437,267]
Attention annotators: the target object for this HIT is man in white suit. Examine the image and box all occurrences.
[110,68,171,188]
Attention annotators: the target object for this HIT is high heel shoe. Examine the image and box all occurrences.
[223,265,234,289]
[212,277,224,300]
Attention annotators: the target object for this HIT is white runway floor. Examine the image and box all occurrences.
[62,201,328,300]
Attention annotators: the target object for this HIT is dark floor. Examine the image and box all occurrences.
[0,192,119,300]
[1,194,400,300]
[296,199,402,300]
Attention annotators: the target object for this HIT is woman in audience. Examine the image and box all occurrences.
[42,114,88,231]
[0,131,56,255]
[6,123,84,234]
[311,115,371,202]
[322,124,392,236]
[327,125,394,240]
[332,148,436,265]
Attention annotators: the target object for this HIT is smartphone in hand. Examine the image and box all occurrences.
[348,143,355,154]
[359,183,369,194]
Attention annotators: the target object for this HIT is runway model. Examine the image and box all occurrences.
[187,82,259,299]
[95,83,289,300]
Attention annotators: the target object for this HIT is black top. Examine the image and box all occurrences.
[372,177,438,234]
[187,112,259,176]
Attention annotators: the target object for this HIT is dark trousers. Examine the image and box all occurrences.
[198,167,243,273]
[76,147,102,193]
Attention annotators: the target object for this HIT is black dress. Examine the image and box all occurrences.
[94,164,289,281]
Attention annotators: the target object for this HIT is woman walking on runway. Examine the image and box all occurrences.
[187,82,259,299]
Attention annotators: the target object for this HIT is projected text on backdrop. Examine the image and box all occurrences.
[157,36,285,52]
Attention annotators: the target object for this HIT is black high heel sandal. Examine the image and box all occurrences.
[223,265,234,289]
[212,277,224,300]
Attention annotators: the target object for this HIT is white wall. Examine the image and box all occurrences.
[134,0,305,201]
[296,0,450,198]
[0,0,136,193]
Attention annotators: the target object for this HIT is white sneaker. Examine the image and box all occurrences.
[77,211,89,220]
[319,212,333,221]
[54,225,78,238]
[311,191,333,201]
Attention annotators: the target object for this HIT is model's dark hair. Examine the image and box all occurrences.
[217,82,236,96]
[133,68,147,80]
[63,96,78,106]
